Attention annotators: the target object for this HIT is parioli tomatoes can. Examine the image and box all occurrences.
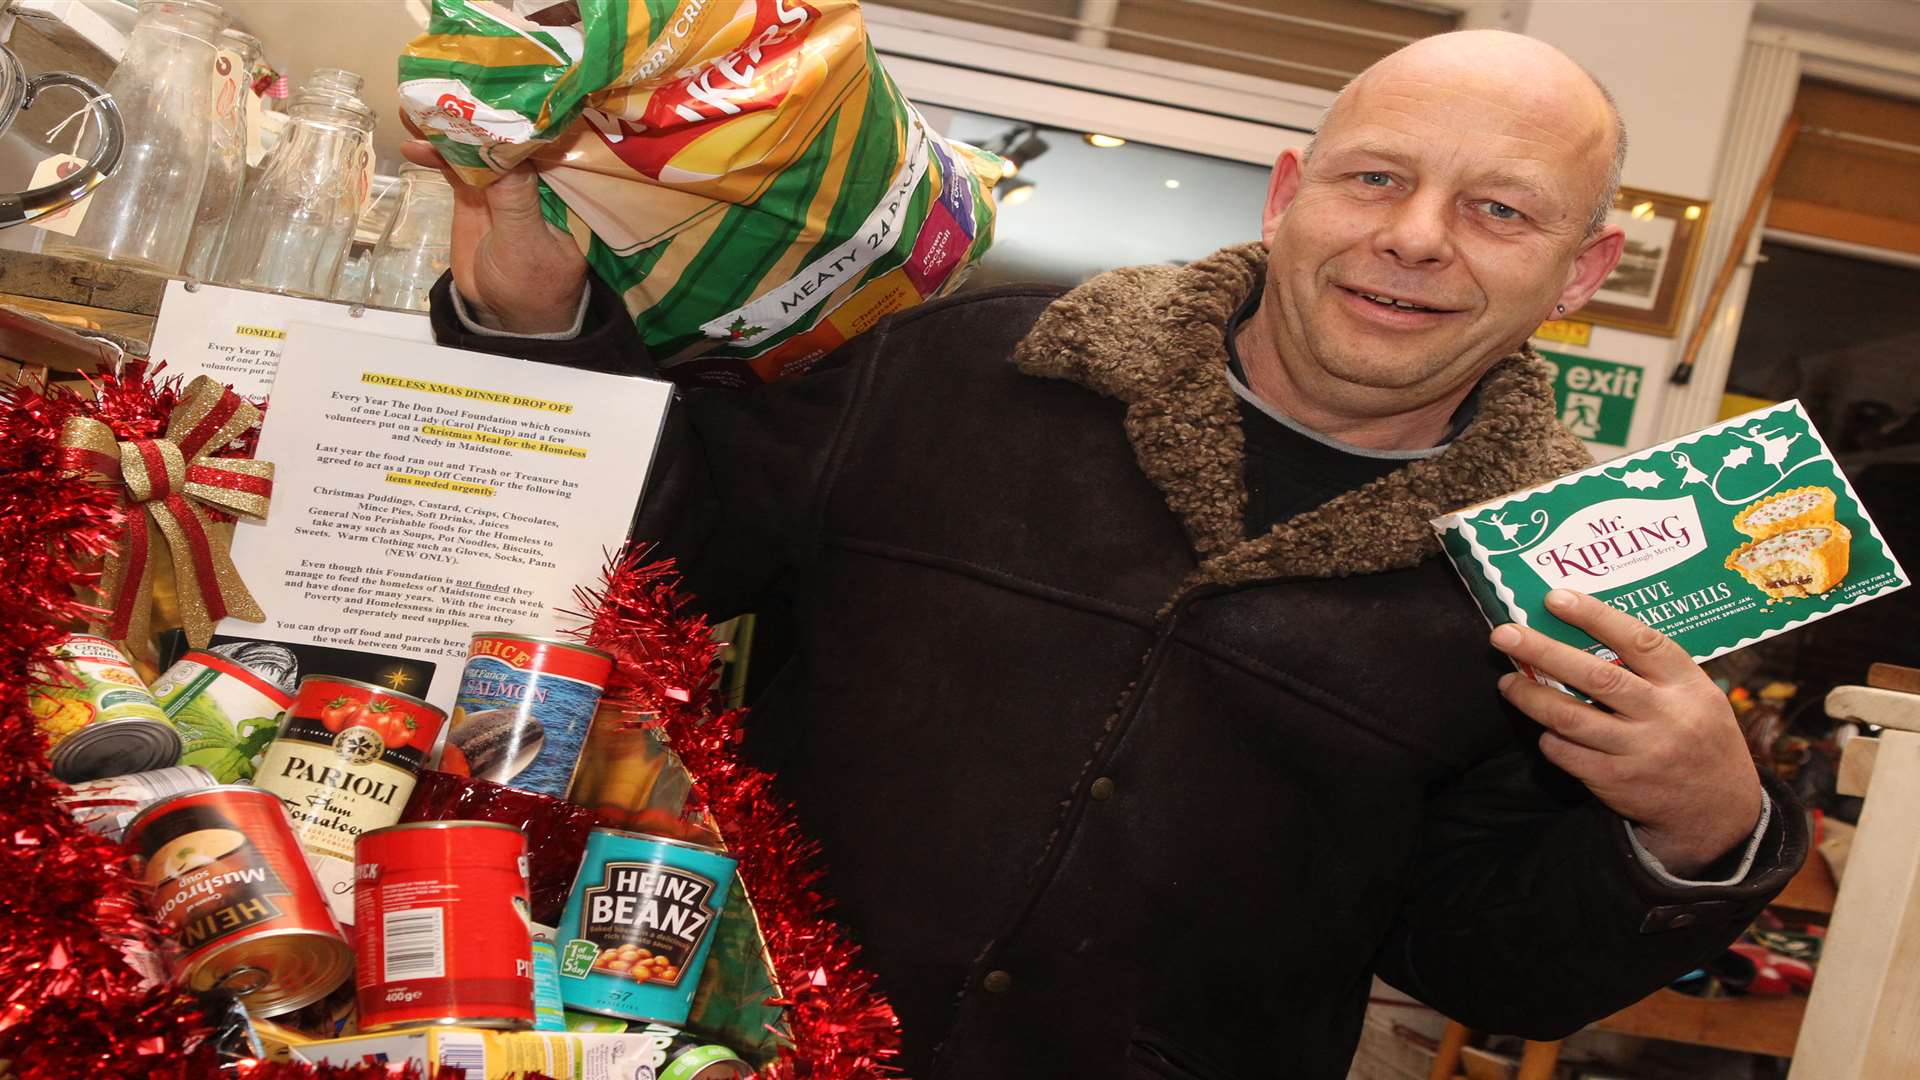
[123,786,351,1016]
[254,676,447,862]
[445,634,613,799]
[355,821,535,1031]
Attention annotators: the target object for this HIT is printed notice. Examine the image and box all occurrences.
[222,321,671,710]
[149,280,432,400]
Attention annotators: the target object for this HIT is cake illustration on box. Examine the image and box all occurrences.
[1432,400,1908,693]
[1726,486,1851,600]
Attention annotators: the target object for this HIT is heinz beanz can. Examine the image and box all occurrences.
[554,829,737,1025]
[31,633,182,782]
[254,676,447,862]
[355,821,535,1032]
[446,634,613,799]
[60,765,214,841]
[123,785,351,1016]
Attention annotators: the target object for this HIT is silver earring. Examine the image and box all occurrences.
[1555,304,1566,314]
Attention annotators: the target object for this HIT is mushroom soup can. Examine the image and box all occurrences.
[446,634,614,799]
[355,821,535,1032]
[123,785,352,1016]
[553,829,737,1025]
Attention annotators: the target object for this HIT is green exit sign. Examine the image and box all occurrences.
[1537,349,1642,446]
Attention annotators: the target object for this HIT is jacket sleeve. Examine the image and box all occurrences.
[427,271,871,620]
[1373,744,1809,1039]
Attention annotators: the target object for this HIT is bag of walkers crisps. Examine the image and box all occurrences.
[399,0,1002,387]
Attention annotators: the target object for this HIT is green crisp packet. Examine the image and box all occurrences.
[1432,400,1909,690]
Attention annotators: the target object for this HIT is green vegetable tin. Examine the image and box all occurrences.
[554,829,737,1026]
[152,650,295,782]
[1432,400,1909,691]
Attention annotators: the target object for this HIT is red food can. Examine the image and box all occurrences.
[124,785,352,1016]
[355,820,535,1031]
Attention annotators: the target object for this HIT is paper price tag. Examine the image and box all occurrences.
[28,154,92,236]
[211,48,245,123]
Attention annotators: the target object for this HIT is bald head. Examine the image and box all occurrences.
[1311,31,1626,234]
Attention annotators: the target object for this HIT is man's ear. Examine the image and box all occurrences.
[1261,147,1306,247]
[1556,224,1626,316]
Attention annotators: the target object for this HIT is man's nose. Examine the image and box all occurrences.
[1374,189,1454,267]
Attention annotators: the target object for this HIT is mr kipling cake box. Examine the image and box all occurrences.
[1432,400,1908,691]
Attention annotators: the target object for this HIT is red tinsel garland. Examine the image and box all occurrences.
[579,552,903,1078]
[1,369,900,1077]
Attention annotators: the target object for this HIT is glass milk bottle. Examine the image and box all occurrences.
[180,28,261,281]
[366,165,454,312]
[49,0,230,273]
[217,68,374,297]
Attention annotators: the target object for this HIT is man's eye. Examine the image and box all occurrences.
[1357,172,1394,187]
[1480,200,1524,221]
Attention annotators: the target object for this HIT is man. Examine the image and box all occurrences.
[419,29,1806,1078]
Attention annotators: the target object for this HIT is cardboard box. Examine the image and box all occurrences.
[1432,400,1908,691]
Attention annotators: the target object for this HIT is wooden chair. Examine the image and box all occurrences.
[1428,662,1917,1079]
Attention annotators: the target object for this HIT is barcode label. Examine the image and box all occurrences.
[437,1033,486,1076]
[382,907,445,981]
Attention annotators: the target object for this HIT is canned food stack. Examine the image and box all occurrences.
[30,629,759,1074]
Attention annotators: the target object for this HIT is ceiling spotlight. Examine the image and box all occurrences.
[1085,133,1126,148]
[1000,157,1019,179]
[1164,179,1181,189]
[999,177,1035,207]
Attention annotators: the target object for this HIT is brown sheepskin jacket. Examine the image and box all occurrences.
[432,244,1805,1079]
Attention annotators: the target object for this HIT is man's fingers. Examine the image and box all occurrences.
[399,138,445,170]
[1499,673,1634,753]
[1543,589,1697,685]
[482,167,552,237]
[1489,622,1654,712]
[1537,729,1614,784]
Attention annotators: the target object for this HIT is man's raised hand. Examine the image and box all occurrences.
[1490,589,1764,878]
[399,133,587,335]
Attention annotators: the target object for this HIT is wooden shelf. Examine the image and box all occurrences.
[1595,988,1806,1059]
[1773,847,1839,917]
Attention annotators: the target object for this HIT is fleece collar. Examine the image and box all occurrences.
[1011,243,1592,586]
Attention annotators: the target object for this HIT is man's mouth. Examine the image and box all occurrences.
[1339,285,1457,314]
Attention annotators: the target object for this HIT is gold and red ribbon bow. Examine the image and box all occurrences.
[58,376,274,651]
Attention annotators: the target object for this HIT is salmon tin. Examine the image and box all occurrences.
[355,821,535,1032]
[554,829,737,1025]
[60,764,214,841]
[446,634,614,799]
[254,676,447,862]
[31,633,182,782]
[123,785,351,1016]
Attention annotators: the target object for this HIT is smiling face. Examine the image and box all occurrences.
[1249,31,1626,433]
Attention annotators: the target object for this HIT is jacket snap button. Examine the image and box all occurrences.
[1089,777,1116,801]
[983,969,1013,993]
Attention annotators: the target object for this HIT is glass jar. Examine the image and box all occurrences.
[48,0,230,273]
[366,165,453,312]
[216,67,374,297]
[180,27,260,280]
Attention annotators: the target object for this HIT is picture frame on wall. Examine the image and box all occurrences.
[1579,187,1710,337]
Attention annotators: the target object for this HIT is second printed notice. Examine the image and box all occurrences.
[221,321,671,710]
